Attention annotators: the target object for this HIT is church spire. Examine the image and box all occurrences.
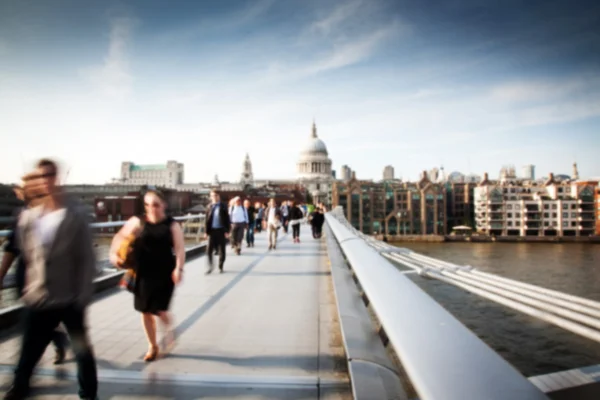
[311,120,317,138]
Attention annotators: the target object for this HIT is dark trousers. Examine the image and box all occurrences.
[246,221,255,245]
[292,223,300,239]
[312,225,323,238]
[207,229,227,269]
[231,223,245,249]
[281,216,289,232]
[12,304,97,398]
[255,219,262,233]
[17,268,68,354]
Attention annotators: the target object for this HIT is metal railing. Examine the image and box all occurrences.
[325,207,549,400]
[0,213,205,238]
[0,214,205,292]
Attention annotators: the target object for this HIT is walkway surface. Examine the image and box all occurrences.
[0,227,350,399]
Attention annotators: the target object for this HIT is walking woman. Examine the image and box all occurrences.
[289,201,304,243]
[109,190,185,362]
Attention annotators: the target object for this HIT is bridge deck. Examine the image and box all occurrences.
[0,228,350,399]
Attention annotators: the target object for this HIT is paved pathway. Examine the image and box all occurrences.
[0,227,350,399]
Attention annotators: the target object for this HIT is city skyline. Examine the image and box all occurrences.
[1,0,600,184]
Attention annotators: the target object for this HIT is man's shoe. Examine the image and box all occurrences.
[4,386,27,400]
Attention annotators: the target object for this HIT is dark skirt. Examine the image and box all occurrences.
[134,273,174,315]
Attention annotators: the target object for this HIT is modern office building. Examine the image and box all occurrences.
[383,165,395,180]
[339,165,352,181]
[522,164,535,180]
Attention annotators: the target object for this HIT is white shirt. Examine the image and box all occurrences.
[35,208,67,249]
[230,205,248,224]
[267,207,278,225]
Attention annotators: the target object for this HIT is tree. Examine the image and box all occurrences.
[306,192,314,204]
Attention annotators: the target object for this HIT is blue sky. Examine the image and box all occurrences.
[1,0,599,184]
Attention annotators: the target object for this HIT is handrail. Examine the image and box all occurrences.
[0,213,205,237]
[325,208,549,400]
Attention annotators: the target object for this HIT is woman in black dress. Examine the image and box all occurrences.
[110,190,185,361]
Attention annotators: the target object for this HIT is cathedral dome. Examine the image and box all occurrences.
[301,122,328,156]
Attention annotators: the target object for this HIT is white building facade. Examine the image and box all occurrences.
[297,122,333,205]
[120,161,184,188]
[474,173,596,237]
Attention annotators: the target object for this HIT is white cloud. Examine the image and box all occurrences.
[310,0,364,35]
[303,24,398,76]
[489,76,600,103]
[80,17,135,98]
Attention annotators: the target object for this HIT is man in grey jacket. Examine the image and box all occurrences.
[5,159,98,400]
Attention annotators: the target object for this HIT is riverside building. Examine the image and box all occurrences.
[474,173,597,237]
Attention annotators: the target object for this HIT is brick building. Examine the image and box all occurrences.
[596,187,600,236]
[446,182,476,229]
[332,172,447,235]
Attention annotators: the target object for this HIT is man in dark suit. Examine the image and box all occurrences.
[205,190,231,274]
[6,159,98,400]
[0,180,69,367]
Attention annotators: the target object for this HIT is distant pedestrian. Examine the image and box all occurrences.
[310,207,325,239]
[110,190,185,362]
[204,191,231,274]
[254,202,264,233]
[263,198,282,250]
[5,159,98,400]
[244,200,256,247]
[280,201,290,233]
[288,201,304,243]
[229,197,248,255]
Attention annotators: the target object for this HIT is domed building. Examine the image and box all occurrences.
[297,122,333,205]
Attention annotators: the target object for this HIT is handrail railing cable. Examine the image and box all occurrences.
[325,208,548,400]
[0,213,205,238]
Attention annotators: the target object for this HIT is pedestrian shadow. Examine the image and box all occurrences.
[248,271,331,277]
[163,352,346,373]
[4,378,326,399]
[265,252,327,258]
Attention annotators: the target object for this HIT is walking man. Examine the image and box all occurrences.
[229,197,248,255]
[205,190,231,274]
[280,201,290,233]
[288,201,304,243]
[254,202,264,233]
[263,198,282,250]
[0,177,69,367]
[310,207,325,239]
[5,159,98,400]
[243,199,256,247]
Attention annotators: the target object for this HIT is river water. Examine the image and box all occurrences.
[395,241,600,377]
